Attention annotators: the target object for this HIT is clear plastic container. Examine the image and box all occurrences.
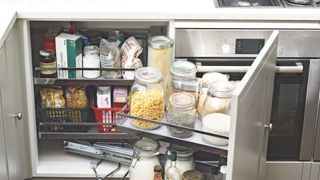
[165,144,195,176]
[130,67,165,130]
[130,139,160,180]
[148,36,174,95]
[166,92,197,138]
[202,81,233,118]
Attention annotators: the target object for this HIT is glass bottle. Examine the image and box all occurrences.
[202,81,233,118]
[166,92,197,138]
[165,144,195,175]
[82,45,100,79]
[130,67,165,130]
[153,165,163,180]
[165,151,181,180]
[39,49,57,78]
[129,138,160,180]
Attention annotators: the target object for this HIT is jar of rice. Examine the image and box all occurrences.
[130,67,165,130]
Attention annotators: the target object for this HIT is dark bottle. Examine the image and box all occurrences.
[153,165,163,180]
[39,49,57,78]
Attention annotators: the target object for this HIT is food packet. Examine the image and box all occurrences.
[99,38,121,79]
[40,87,65,108]
[120,37,143,80]
[65,86,88,108]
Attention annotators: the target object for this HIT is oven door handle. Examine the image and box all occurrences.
[196,62,303,74]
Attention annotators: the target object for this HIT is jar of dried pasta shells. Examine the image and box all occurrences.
[130,67,165,130]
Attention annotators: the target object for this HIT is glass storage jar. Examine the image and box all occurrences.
[201,81,233,118]
[82,45,100,79]
[148,36,174,95]
[130,67,165,130]
[130,138,160,180]
[169,60,198,97]
[165,144,195,176]
[166,92,197,138]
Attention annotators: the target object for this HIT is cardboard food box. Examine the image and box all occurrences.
[55,33,83,79]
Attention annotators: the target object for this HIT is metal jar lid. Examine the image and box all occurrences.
[170,60,197,79]
[169,92,196,111]
[135,67,162,84]
[182,170,204,180]
[148,35,174,49]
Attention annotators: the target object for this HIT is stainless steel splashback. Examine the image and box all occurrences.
[175,29,320,58]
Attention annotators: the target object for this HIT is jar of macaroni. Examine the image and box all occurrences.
[148,36,174,95]
[202,81,233,118]
[130,67,165,130]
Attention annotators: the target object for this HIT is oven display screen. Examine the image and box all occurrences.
[235,39,265,54]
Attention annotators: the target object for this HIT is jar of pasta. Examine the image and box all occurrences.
[130,67,165,130]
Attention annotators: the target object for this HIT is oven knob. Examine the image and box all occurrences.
[222,44,231,54]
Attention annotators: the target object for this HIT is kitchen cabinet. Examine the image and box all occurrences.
[0,18,280,179]
[0,21,26,180]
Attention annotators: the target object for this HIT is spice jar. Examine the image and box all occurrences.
[201,81,233,118]
[130,67,165,130]
[169,60,198,97]
[129,139,160,180]
[182,170,204,180]
[82,45,100,79]
[166,92,197,138]
[148,36,174,95]
[39,49,57,78]
[165,144,195,175]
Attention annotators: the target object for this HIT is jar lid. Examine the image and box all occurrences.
[170,61,197,78]
[148,36,174,49]
[84,45,99,55]
[168,144,194,158]
[182,170,204,180]
[208,81,233,98]
[154,165,162,172]
[134,138,160,157]
[135,67,162,84]
[169,92,195,111]
[39,49,55,57]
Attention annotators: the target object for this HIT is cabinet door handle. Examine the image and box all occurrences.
[12,112,22,120]
[264,123,273,132]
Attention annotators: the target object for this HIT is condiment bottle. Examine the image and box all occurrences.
[82,45,100,79]
[148,36,174,95]
[153,165,163,180]
[165,151,181,180]
[202,81,233,118]
[39,49,57,78]
[166,92,197,138]
[129,139,160,180]
[165,144,195,175]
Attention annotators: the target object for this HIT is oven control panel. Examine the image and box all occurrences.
[235,39,265,54]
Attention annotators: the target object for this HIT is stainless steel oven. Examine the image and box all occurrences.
[175,29,320,161]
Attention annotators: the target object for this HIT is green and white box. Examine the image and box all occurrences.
[55,33,83,79]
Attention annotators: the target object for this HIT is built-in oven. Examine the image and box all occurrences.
[175,29,320,161]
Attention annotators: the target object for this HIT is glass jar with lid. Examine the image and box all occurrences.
[39,49,57,78]
[129,138,160,180]
[148,36,174,95]
[165,144,195,176]
[82,45,100,79]
[166,92,197,138]
[130,67,165,130]
[169,60,198,97]
[201,81,233,118]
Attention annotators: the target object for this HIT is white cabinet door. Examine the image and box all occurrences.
[0,22,24,180]
[227,31,279,180]
[0,45,9,180]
